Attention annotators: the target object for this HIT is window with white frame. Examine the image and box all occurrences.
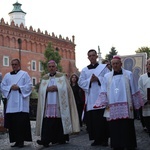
[39,61,43,72]
[3,56,9,66]
[31,60,36,71]
[32,77,37,86]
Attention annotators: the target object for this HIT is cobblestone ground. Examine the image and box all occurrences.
[0,120,150,150]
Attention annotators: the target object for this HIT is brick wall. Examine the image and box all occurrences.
[0,18,79,84]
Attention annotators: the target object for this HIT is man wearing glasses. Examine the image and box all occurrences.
[1,58,32,148]
[36,60,80,147]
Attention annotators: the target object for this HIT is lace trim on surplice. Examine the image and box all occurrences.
[93,92,108,108]
[132,91,144,109]
[45,104,60,118]
[109,102,129,120]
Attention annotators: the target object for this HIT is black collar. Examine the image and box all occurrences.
[113,69,123,76]
[87,63,99,69]
[10,70,20,75]
[49,72,56,77]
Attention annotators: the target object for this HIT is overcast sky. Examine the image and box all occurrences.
[0,0,150,71]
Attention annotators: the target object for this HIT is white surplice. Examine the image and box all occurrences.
[138,73,150,116]
[94,68,143,120]
[78,64,110,111]
[1,70,32,113]
[44,77,61,118]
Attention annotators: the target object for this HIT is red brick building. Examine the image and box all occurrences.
[0,2,78,86]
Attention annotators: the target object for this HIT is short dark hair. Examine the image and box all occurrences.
[11,59,20,65]
[87,49,97,55]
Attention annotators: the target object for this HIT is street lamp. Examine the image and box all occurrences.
[18,38,22,67]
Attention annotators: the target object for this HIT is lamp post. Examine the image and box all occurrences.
[18,38,22,67]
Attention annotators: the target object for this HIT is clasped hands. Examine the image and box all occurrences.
[47,85,58,92]
[90,74,98,82]
[11,84,20,90]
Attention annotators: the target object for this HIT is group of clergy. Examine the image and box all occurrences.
[78,49,149,150]
[0,52,150,150]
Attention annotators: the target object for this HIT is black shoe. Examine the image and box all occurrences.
[143,127,149,133]
[11,142,19,147]
[43,144,49,147]
[37,140,43,145]
[11,142,24,148]
[59,141,66,144]
[91,141,101,146]
[18,142,24,148]
[101,142,108,146]
[37,140,49,147]
[52,141,57,144]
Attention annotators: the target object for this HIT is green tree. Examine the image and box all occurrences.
[135,46,150,59]
[41,42,62,76]
[105,46,118,61]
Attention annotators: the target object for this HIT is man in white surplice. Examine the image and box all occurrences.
[138,58,150,136]
[36,60,80,147]
[1,58,32,148]
[94,55,143,150]
[78,49,110,146]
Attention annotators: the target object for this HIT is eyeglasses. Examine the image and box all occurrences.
[48,66,55,68]
[11,64,18,66]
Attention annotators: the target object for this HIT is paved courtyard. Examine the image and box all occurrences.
[0,120,150,150]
